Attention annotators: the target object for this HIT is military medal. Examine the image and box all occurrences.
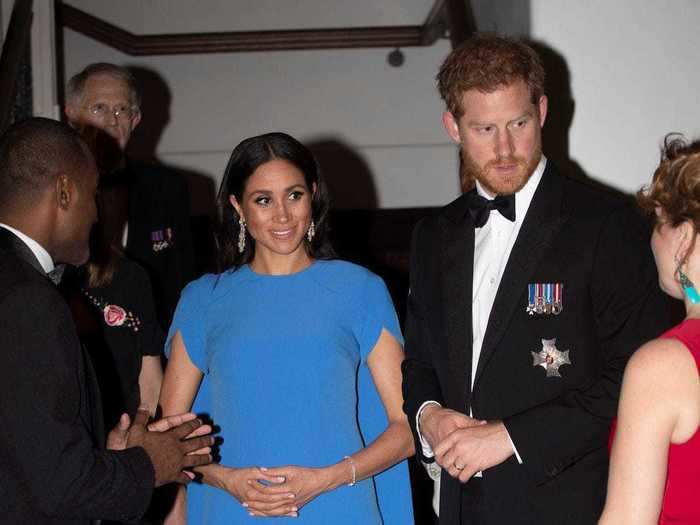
[527,284,536,315]
[151,227,174,252]
[552,283,563,315]
[535,283,545,314]
[544,283,553,314]
[526,282,564,316]
[531,338,571,377]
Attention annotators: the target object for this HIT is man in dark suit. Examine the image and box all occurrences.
[401,35,669,524]
[65,63,194,327]
[0,117,213,524]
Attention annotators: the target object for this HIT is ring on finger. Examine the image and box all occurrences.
[454,463,465,471]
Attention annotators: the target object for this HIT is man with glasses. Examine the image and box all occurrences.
[65,63,195,329]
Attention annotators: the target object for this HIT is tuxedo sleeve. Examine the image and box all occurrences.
[0,280,154,521]
[503,205,669,484]
[402,219,446,462]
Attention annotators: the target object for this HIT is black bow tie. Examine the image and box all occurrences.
[466,191,516,228]
[47,265,65,286]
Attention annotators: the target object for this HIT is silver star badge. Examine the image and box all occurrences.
[531,338,571,377]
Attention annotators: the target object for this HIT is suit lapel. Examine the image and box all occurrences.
[0,228,106,443]
[440,196,475,410]
[0,227,46,276]
[474,165,568,387]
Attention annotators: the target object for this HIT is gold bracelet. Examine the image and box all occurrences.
[343,455,356,486]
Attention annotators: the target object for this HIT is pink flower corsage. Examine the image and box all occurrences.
[103,304,127,327]
[83,290,141,332]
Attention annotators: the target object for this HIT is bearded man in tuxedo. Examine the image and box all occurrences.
[402,35,670,524]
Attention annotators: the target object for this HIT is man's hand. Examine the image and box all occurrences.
[420,405,482,450]
[106,413,132,451]
[148,412,214,478]
[126,409,215,487]
[106,411,210,454]
[433,420,514,482]
[148,412,211,438]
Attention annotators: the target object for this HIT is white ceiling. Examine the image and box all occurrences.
[64,1,439,34]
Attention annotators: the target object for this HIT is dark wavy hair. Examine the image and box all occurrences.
[216,132,335,272]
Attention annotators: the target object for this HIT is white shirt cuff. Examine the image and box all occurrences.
[505,427,523,464]
[416,400,442,458]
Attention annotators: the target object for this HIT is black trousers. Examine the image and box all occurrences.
[459,477,484,525]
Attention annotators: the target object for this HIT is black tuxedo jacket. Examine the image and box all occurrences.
[123,159,195,328]
[0,228,154,524]
[402,164,670,525]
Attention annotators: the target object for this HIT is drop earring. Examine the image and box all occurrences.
[306,220,316,242]
[237,218,246,253]
[678,267,700,304]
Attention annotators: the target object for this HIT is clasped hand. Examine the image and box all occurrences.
[107,409,214,486]
[421,406,514,482]
[221,464,338,518]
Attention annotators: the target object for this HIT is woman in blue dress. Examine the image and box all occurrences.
[160,132,415,524]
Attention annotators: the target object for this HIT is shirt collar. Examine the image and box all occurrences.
[475,156,547,225]
[0,223,55,273]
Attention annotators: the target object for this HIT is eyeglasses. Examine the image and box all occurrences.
[86,103,137,120]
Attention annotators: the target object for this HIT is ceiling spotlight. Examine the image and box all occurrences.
[387,48,405,67]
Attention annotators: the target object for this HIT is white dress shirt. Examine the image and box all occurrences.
[0,223,55,273]
[417,157,548,513]
[470,157,546,392]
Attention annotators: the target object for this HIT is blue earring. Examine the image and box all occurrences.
[678,268,700,304]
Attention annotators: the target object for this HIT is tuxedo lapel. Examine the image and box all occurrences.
[474,165,568,387]
[0,227,46,276]
[0,228,104,443]
[440,197,475,410]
